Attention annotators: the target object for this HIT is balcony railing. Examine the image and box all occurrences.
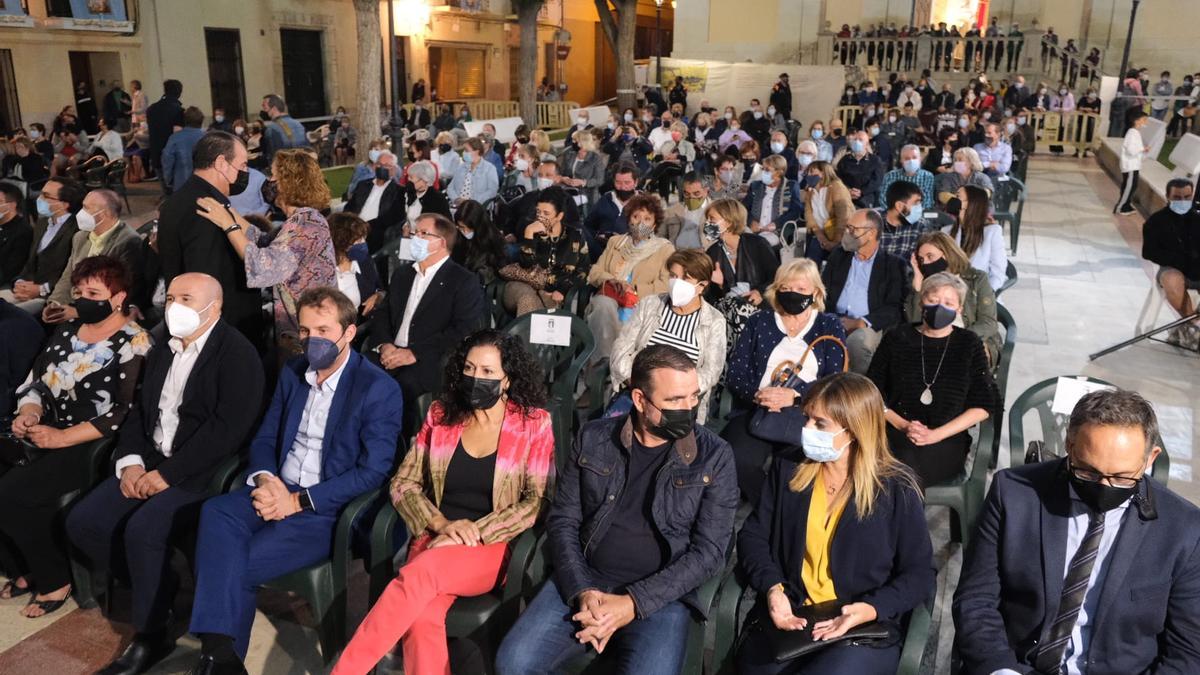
[40,0,134,32]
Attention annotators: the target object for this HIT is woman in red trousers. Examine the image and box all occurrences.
[333,330,554,675]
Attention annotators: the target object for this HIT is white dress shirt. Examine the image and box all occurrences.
[114,321,217,477]
[358,181,388,222]
[393,256,448,348]
[248,355,350,493]
[336,260,362,309]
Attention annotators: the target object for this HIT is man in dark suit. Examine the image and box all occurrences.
[503,159,582,240]
[954,388,1200,675]
[344,151,405,252]
[368,213,484,438]
[157,131,265,350]
[186,287,402,674]
[0,177,84,312]
[405,98,432,132]
[822,208,906,373]
[146,79,184,181]
[0,298,42,412]
[0,182,33,286]
[66,273,264,675]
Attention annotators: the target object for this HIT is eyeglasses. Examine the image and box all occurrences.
[414,230,443,240]
[1068,461,1143,489]
[845,225,872,237]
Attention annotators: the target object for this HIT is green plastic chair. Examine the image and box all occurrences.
[988,304,1018,469]
[1008,377,1171,483]
[258,488,382,663]
[484,279,512,329]
[990,176,1026,253]
[924,418,997,547]
[997,261,1018,297]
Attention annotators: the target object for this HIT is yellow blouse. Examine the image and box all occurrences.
[801,471,848,605]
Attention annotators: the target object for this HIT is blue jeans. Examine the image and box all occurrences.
[496,579,692,675]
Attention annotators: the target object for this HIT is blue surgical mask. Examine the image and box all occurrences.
[811,129,824,139]
[36,198,52,218]
[409,235,431,262]
[802,426,847,463]
[1169,200,1193,215]
[368,149,383,163]
[348,242,369,258]
[463,151,475,164]
[797,154,814,168]
[302,334,345,370]
[770,141,786,154]
[905,203,924,224]
[902,158,921,173]
[849,140,865,154]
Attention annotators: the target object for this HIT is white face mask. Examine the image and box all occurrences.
[515,157,530,172]
[668,277,697,307]
[577,117,588,127]
[165,300,214,339]
[234,126,245,135]
[536,177,554,190]
[75,208,99,233]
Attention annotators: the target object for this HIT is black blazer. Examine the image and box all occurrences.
[113,319,265,493]
[705,234,780,300]
[157,175,264,344]
[0,298,43,412]
[737,458,935,626]
[18,214,78,286]
[403,183,452,222]
[953,459,1200,675]
[368,256,485,392]
[821,246,906,332]
[346,179,406,252]
[0,215,34,285]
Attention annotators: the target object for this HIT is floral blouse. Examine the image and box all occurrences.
[243,206,337,339]
[15,320,152,435]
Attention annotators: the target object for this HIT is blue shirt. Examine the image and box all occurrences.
[836,248,876,323]
[448,160,499,204]
[229,168,270,216]
[161,127,206,192]
[878,167,936,210]
[973,140,1013,175]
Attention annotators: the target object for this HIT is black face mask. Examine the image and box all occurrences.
[464,376,504,410]
[74,296,114,324]
[516,136,530,144]
[258,110,271,122]
[803,174,820,189]
[438,143,452,154]
[922,303,957,330]
[945,197,963,219]
[918,257,949,278]
[261,179,278,206]
[777,291,814,315]
[1070,473,1138,513]
[643,400,698,441]
[614,188,635,201]
[228,168,250,196]
[375,166,392,182]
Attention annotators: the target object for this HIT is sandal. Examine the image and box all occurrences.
[0,579,31,600]
[23,595,70,618]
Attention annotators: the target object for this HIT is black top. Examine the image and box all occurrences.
[587,436,673,590]
[705,234,780,300]
[1,299,43,412]
[0,214,34,286]
[867,324,997,485]
[1142,207,1200,280]
[439,440,497,522]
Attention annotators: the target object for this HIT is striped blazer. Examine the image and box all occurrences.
[391,401,555,545]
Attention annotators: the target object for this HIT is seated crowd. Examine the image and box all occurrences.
[0,73,1197,675]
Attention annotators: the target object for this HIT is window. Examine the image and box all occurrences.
[429,46,485,99]
[0,50,20,132]
[205,29,247,121]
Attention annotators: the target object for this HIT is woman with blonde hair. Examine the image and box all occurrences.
[197,148,337,356]
[560,129,605,208]
[722,258,848,503]
[934,146,994,202]
[907,231,1000,367]
[528,129,554,163]
[736,372,933,674]
[802,160,855,264]
[432,131,461,187]
[704,197,779,355]
[347,137,390,196]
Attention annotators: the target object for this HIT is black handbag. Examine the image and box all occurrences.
[748,335,849,445]
[0,382,57,467]
[754,599,896,663]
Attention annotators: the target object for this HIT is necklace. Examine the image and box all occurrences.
[919,329,950,405]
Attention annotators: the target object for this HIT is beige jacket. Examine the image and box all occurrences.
[49,222,142,305]
[802,180,855,250]
[587,235,674,299]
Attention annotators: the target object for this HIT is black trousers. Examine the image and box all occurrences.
[66,476,207,632]
[1117,170,1139,212]
[0,442,92,592]
[720,411,788,507]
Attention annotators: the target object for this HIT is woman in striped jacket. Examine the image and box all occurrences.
[333,330,554,675]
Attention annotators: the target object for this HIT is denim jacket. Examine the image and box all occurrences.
[547,415,738,618]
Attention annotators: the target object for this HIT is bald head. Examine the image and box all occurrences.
[166,273,223,341]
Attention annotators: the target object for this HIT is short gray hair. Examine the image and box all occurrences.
[1066,389,1160,458]
[920,271,968,306]
[853,207,884,233]
[90,188,122,218]
[796,140,818,155]
[900,144,921,160]
[407,160,437,186]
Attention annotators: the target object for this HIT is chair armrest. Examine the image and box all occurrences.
[586,360,611,419]
[500,527,542,605]
[712,565,748,675]
[331,489,382,590]
[897,600,933,675]
[207,455,247,495]
[970,419,996,484]
[84,438,116,487]
[368,503,404,603]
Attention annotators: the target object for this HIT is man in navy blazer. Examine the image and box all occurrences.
[954,389,1200,675]
[186,287,403,675]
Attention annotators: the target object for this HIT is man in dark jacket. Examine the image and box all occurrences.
[582,162,639,260]
[345,151,406,252]
[405,98,432,132]
[260,94,310,164]
[0,178,84,312]
[66,273,265,675]
[505,159,582,240]
[103,81,133,132]
[1142,178,1200,347]
[0,182,33,286]
[146,79,184,180]
[496,344,738,675]
[0,298,42,412]
[822,209,906,373]
[836,131,887,208]
[769,73,793,121]
[157,131,265,350]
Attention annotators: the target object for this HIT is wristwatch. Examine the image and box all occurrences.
[298,489,315,512]
[223,223,242,235]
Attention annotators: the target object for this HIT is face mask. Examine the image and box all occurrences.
[869,126,880,137]
[75,208,99,233]
[1005,123,1017,135]
[718,169,735,184]
[228,168,250,196]
[302,333,345,370]
[215,115,225,123]
[841,228,863,252]
[849,140,865,154]
[1038,88,1047,95]
[724,112,734,120]
[1060,89,1068,96]
[759,171,774,184]
[668,277,698,307]
[234,126,245,135]
[409,236,433,262]
[258,110,271,122]
[865,108,877,117]
[958,118,970,129]
[643,400,698,441]
[770,141,785,154]
[615,188,635,201]
[804,174,820,189]
[1017,116,1027,125]
[463,151,476,164]
[1170,200,1193,215]
[607,121,616,131]
[464,375,504,410]
[776,291,814,315]
[811,129,823,139]
[767,107,776,115]
[36,198,52,218]
[683,196,704,211]
[535,177,555,191]
[1070,472,1137,513]
[902,158,921,174]
[368,149,383,163]
[437,143,453,155]
[514,157,530,172]
[753,111,763,120]
[29,129,42,140]
[797,154,814,168]
[73,296,115,324]
[831,128,843,137]
[375,166,391,182]
[166,300,214,339]
[922,303,957,330]
[349,242,369,259]
[954,160,969,175]
[643,115,654,123]
[945,197,964,218]
[904,203,924,224]
[576,116,588,127]
[630,222,655,239]
[703,221,721,240]
[801,426,847,463]
[888,115,898,124]
[918,257,949,278]
[624,113,634,122]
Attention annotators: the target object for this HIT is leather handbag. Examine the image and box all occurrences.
[748,335,849,445]
[753,599,896,663]
[499,263,550,292]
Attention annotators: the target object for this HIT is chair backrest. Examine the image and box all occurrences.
[998,261,1018,296]
[994,304,1018,397]
[504,309,595,400]
[991,176,1026,217]
[484,279,510,328]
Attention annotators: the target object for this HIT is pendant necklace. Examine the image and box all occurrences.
[919,329,950,405]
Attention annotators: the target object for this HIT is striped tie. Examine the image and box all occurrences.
[1034,512,1106,674]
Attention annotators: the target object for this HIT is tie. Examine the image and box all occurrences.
[1034,512,1105,674]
